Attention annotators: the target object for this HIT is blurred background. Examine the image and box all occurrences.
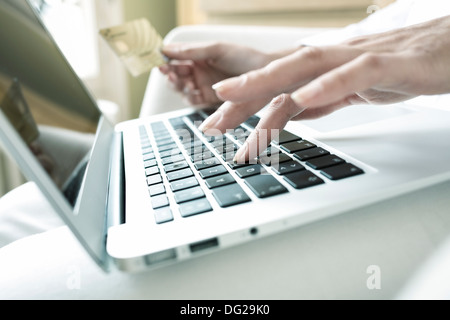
[0,0,395,196]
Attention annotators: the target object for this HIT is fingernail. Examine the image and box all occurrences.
[159,64,169,74]
[292,81,323,106]
[212,75,247,93]
[212,81,225,91]
[162,44,180,55]
[199,111,222,133]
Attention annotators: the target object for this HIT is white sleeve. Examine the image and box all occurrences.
[299,0,415,46]
[0,182,63,248]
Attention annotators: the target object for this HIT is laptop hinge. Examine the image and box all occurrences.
[106,131,125,228]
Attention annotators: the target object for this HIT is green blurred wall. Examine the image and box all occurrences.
[123,0,177,119]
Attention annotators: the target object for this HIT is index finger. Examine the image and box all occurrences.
[213,46,364,103]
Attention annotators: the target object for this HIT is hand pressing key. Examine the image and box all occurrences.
[161,16,450,163]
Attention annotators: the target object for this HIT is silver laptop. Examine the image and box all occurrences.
[1,0,450,273]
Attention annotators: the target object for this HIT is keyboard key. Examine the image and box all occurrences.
[205,174,236,189]
[236,165,265,178]
[149,184,166,197]
[159,149,181,159]
[321,163,364,181]
[191,151,214,163]
[145,166,160,177]
[151,194,169,209]
[170,177,199,192]
[187,112,205,126]
[207,135,226,144]
[194,158,222,171]
[229,127,249,143]
[154,207,174,224]
[141,145,152,153]
[143,152,156,161]
[284,171,325,189]
[186,144,208,156]
[244,115,261,128]
[170,116,187,129]
[272,161,305,175]
[294,147,330,161]
[147,174,162,186]
[227,161,251,170]
[144,159,157,168]
[177,131,195,143]
[177,122,194,131]
[202,108,216,117]
[158,143,178,153]
[170,116,188,128]
[280,140,316,154]
[212,184,251,208]
[244,175,288,199]
[259,147,281,158]
[139,125,148,134]
[222,151,237,162]
[151,122,166,133]
[164,161,189,173]
[259,153,292,166]
[306,155,345,170]
[167,168,194,182]
[210,138,229,149]
[183,139,203,149]
[153,130,170,137]
[272,130,302,145]
[154,135,172,143]
[157,138,175,147]
[199,165,228,179]
[215,143,238,155]
[162,154,185,166]
[179,199,213,218]
[174,187,205,204]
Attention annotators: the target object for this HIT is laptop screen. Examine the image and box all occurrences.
[0,0,102,206]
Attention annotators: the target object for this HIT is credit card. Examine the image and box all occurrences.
[99,18,167,77]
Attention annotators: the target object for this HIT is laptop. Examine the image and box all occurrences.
[1,0,450,273]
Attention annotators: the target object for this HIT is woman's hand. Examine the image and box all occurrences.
[202,16,450,162]
[160,42,297,107]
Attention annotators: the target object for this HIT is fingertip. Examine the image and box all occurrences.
[168,72,178,83]
[291,81,323,107]
[159,64,169,74]
[212,75,247,101]
[234,142,249,164]
[212,81,226,100]
[161,44,181,57]
[198,110,223,133]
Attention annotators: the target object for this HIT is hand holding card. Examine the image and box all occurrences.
[99,18,167,77]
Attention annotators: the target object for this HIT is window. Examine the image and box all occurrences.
[30,0,129,122]
[31,0,99,79]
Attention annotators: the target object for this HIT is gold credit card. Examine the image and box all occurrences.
[99,18,167,77]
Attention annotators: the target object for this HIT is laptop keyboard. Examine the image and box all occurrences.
[138,112,365,225]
